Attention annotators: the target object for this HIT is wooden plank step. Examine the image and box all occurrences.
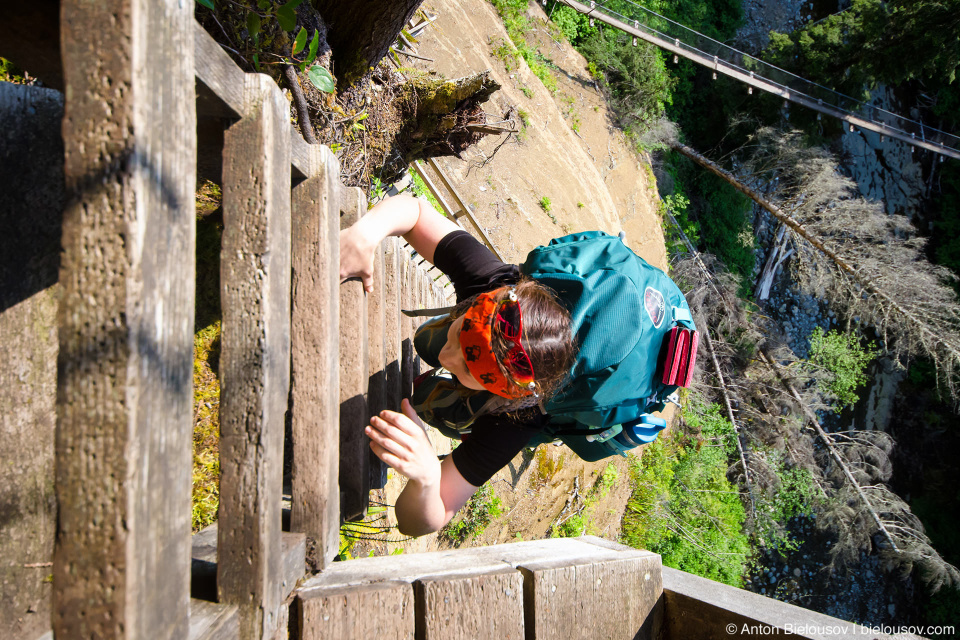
[296,537,630,597]
[289,143,341,570]
[218,72,292,640]
[399,249,418,400]
[383,237,403,412]
[189,599,240,640]
[338,186,370,522]
[370,237,403,490]
[366,236,387,491]
[191,523,306,605]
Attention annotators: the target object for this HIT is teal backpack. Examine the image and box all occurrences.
[411,231,696,462]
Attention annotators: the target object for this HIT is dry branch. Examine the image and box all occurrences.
[673,139,960,400]
[759,350,900,552]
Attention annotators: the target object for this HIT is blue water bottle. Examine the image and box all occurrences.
[614,414,667,449]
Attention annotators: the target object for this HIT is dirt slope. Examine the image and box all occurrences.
[362,0,668,557]
[410,0,666,267]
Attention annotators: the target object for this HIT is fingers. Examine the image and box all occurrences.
[400,399,427,430]
[365,418,414,453]
[338,227,377,288]
[377,407,426,438]
[368,440,401,469]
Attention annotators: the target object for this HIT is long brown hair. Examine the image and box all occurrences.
[451,277,576,402]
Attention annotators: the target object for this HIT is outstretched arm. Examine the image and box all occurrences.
[365,399,478,536]
[340,194,460,293]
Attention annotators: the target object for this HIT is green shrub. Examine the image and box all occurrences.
[556,513,587,538]
[440,483,504,545]
[659,152,754,293]
[410,167,443,212]
[578,29,673,131]
[753,452,815,553]
[489,0,560,92]
[622,395,749,586]
[695,172,755,290]
[550,4,590,43]
[599,463,619,497]
[0,57,25,84]
[807,327,877,410]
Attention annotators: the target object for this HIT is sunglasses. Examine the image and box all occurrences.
[494,295,536,386]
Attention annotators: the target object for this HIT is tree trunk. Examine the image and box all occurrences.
[342,70,502,186]
[754,224,792,301]
[312,0,425,88]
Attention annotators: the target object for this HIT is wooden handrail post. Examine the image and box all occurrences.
[218,73,291,639]
[53,1,197,638]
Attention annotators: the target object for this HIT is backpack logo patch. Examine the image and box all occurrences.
[644,287,665,328]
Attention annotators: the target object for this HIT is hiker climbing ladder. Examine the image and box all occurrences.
[0,3,910,639]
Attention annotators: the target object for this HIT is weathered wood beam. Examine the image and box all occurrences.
[194,20,244,120]
[218,73,291,640]
[416,568,525,640]
[53,0,196,637]
[298,582,415,640]
[519,549,662,640]
[189,599,240,640]
[289,144,341,570]
[662,566,889,639]
[297,536,662,640]
[191,523,305,609]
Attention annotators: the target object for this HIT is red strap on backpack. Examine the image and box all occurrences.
[661,327,699,388]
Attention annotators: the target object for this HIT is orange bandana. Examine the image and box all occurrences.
[459,288,536,399]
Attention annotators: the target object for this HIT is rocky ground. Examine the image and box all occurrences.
[736,0,815,52]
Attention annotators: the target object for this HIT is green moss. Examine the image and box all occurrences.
[192,321,221,532]
[532,446,565,485]
[191,182,223,532]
